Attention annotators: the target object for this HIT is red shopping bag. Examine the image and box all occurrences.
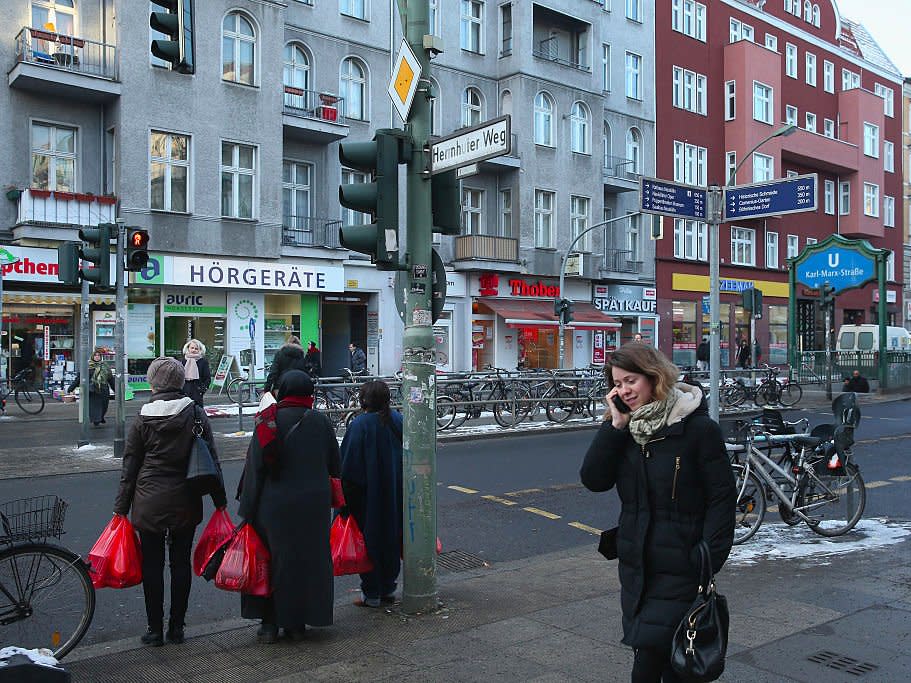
[330,514,373,576]
[214,523,272,596]
[330,477,345,508]
[193,508,234,577]
[87,515,143,589]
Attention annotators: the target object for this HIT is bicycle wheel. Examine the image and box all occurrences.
[545,389,576,423]
[225,377,244,404]
[0,543,95,659]
[493,384,530,427]
[778,382,803,407]
[753,381,778,407]
[800,463,866,537]
[731,464,766,544]
[723,384,746,408]
[435,395,456,430]
[14,387,45,415]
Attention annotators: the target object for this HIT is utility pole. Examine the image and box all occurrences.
[114,219,126,458]
[706,185,724,422]
[822,282,833,400]
[79,275,90,446]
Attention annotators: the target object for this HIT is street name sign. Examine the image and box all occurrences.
[387,39,422,122]
[795,244,877,293]
[639,177,708,220]
[430,115,511,175]
[724,173,817,221]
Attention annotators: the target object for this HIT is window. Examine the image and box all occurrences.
[340,170,369,225]
[282,160,311,225]
[221,141,255,219]
[32,0,76,36]
[806,237,816,246]
[765,33,777,50]
[626,0,641,22]
[752,152,773,182]
[499,189,512,237]
[785,43,797,78]
[784,0,794,13]
[839,181,850,215]
[863,183,879,217]
[602,44,611,91]
[884,141,894,172]
[824,118,835,138]
[724,80,735,120]
[430,0,441,37]
[823,60,834,92]
[30,122,76,191]
[729,18,753,42]
[673,219,707,260]
[283,43,310,109]
[461,87,484,127]
[842,68,859,90]
[625,52,642,99]
[874,84,895,117]
[533,92,554,146]
[461,188,484,234]
[786,234,799,259]
[824,179,835,214]
[534,189,555,248]
[626,128,642,174]
[671,0,706,41]
[805,112,816,133]
[752,81,773,124]
[886,251,895,281]
[570,102,590,154]
[673,141,707,185]
[571,196,591,250]
[883,196,895,227]
[766,231,779,269]
[731,227,755,266]
[340,57,367,120]
[340,0,366,20]
[786,170,798,178]
[428,78,440,135]
[805,52,816,86]
[499,3,511,55]
[804,0,812,21]
[150,131,189,212]
[812,3,820,26]
[672,67,707,115]
[222,12,256,85]
[726,151,737,185]
[460,0,483,53]
[627,213,640,259]
[603,121,612,167]
[863,123,880,157]
[785,104,797,125]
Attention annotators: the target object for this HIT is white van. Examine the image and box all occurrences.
[836,325,911,352]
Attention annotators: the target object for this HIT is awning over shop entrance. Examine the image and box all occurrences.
[2,292,115,305]
[480,299,621,329]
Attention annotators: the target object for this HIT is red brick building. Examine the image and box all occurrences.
[654,0,904,368]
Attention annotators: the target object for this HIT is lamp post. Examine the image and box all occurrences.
[706,123,797,421]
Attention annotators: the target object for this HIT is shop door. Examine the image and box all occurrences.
[472,317,495,371]
[322,301,367,377]
[164,317,226,369]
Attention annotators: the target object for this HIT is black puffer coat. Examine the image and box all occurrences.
[264,344,308,393]
[580,391,736,650]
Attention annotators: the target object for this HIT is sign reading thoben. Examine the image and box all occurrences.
[724,173,817,221]
[387,38,422,122]
[790,234,884,293]
[639,177,708,220]
[430,115,511,174]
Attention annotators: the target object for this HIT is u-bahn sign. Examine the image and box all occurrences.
[789,234,885,293]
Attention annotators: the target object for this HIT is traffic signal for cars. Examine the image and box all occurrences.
[431,170,461,235]
[554,298,574,325]
[56,241,81,286]
[820,282,835,308]
[150,0,194,73]
[77,224,114,289]
[126,229,150,272]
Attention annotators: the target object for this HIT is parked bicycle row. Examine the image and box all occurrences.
[681,364,804,408]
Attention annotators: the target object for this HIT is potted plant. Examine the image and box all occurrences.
[4,186,21,201]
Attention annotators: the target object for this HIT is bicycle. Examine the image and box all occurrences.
[0,495,95,658]
[523,369,578,423]
[721,366,787,408]
[0,367,46,415]
[225,363,271,404]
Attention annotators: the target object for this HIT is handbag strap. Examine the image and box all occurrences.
[192,404,204,438]
[695,540,714,595]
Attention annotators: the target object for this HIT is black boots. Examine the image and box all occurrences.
[141,627,164,647]
[142,621,184,646]
[257,622,279,644]
[166,621,185,644]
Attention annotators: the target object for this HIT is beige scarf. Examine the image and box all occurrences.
[184,350,202,381]
[627,383,703,446]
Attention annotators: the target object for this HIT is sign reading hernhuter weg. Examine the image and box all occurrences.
[430,115,511,175]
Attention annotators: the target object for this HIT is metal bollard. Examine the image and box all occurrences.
[237,381,244,432]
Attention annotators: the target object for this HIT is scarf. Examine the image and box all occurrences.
[89,358,108,391]
[253,395,314,471]
[184,349,202,381]
[628,391,680,446]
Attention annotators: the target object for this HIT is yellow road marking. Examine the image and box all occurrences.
[568,521,602,535]
[523,507,561,520]
[865,480,892,489]
[447,485,479,494]
[505,488,543,497]
[481,495,517,506]
[890,475,911,482]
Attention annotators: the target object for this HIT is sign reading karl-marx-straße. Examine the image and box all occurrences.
[430,115,511,174]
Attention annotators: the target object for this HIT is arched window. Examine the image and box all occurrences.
[340,57,367,120]
[461,87,484,127]
[812,4,820,27]
[500,90,512,117]
[283,43,310,109]
[31,0,76,36]
[534,91,554,146]
[803,0,812,21]
[570,102,590,154]
[626,127,642,174]
[223,11,256,85]
[603,121,612,169]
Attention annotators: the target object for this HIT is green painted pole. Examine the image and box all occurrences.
[877,253,887,390]
[788,261,797,376]
[400,0,438,614]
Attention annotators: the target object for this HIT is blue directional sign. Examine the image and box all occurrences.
[724,173,817,221]
[640,177,708,220]
[796,246,876,293]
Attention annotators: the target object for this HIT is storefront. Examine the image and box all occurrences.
[592,284,659,348]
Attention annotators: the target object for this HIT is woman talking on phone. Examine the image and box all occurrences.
[580,343,736,683]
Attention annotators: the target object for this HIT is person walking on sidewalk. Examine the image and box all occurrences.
[339,380,404,608]
[238,370,340,643]
[736,339,751,369]
[67,349,115,426]
[348,342,367,375]
[114,357,227,647]
[580,343,736,683]
[263,336,307,394]
[304,340,322,378]
[181,339,211,407]
[695,338,709,372]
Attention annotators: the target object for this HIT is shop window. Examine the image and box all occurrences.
[672,300,697,367]
[264,294,302,367]
[768,305,788,365]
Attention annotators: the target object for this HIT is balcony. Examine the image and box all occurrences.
[602,249,643,275]
[282,216,342,249]
[531,4,592,75]
[453,234,519,268]
[480,133,521,172]
[9,27,120,102]
[603,155,640,193]
[282,89,349,143]
[13,188,117,242]
[779,127,859,175]
[533,36,590,72]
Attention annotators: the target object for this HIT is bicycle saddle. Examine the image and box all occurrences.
[790,434,826,449]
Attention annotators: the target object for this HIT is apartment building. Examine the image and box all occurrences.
[0,0,657,387]
[903,77,911,331]
[654,0,905,367]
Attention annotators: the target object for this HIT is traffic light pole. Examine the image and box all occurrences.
[114,221,126,458]
[79,276,90,447]
[707,185,724,422]
[400,0,437,615]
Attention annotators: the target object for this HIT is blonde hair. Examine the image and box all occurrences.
[182,339,206,355]
[608,342,679,402]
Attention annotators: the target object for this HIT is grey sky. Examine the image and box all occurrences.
[835,0,911,76]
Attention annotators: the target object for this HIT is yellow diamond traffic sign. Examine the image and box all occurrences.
[387,39,422,122]
[394,58,414,103]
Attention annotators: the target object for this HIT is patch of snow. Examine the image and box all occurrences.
[222,431,254,438]
[0,646,61,669]
[74,444,103,451]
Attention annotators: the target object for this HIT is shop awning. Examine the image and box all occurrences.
[2,293,115,305]
[481,299,620,329]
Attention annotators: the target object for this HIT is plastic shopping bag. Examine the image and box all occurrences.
[330,477,345,508]
[87,515,143,589]
[330,514,373,576]
[214,523,271,596]
[193,508,235,577]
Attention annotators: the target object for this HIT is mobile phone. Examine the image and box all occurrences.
[612,395,631,414]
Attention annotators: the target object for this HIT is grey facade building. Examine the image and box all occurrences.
[0,0,655,386]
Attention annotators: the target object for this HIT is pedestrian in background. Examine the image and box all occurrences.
[843,370,870,393]
[239,370,339,643]
[68,349,114,426]
[339,380,404,608]
[114,357,227,647]
[181,339,211,407]
[696,337,709,372]
[304,340,322,378]
[736,339,751,369]
[263,336,307,394]
[753,340,763,367]
[348,342,367,375]
[633,333,644,342]
[580,343,736,683]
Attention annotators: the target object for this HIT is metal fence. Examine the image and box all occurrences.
[15,27,117,80]
[282,216,342,248]
[793,350,911,388]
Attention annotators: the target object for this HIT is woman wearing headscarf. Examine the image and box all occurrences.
[67,349,115,426]
[339,380,404,608]
[238,370,340,643]
[182,339,211,407]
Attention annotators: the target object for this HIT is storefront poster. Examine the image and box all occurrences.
[592,331,606,365]
[211,354,236,389]
[126,303,157,359]
[227,293,265,378]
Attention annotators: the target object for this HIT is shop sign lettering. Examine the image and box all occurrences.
[592,284,658,316]
[172,257,343,292]
[509,278,559,298]
[593,297,657,314]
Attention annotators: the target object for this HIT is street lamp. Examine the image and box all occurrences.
[707,123,798,421]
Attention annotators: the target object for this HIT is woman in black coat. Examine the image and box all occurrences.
[580,343,736,683]
[67,350,115,425]
[263,337,308,394]
[181,339,211,407]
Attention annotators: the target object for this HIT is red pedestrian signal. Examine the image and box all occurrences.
[126,229,150,272]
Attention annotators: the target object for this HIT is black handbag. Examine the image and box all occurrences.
[670,540,730,682]
[186,407,223,495]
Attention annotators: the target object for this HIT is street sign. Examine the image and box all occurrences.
[724,173,817,221]
[639,177,708,220]
[388,38,422,122]
[430,115,511,174]
[456,163,479,179]
[795,244,876,293]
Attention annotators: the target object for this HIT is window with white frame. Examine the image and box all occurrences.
[673,219,707,260]
[534,189,555,248]
[805,112,816,133]
[753,81,773,124]
[31,121,76,191]
[33,0,76,36]
[729,18,753,42]
[863,182,879,217]
[886,250,895,281]
[725,80,736,120]
[824,179,835,214]
[883,195,895,227]
[726,151,737,184]
[784,0,795,13]
[884,140,894,172]
[806,237,816,246]
[766,231,779,268]
[499,189,512,237]
[222,12,256,85]
[460,0,483,53]
[785,104,797,125]
[603,121,612,167]
[863,123,879,157]
[786,234,799,258]
[339,57,367,120]
[461,87,484,127]
[282,160,311,226]
[341,170,369,225]
[627,128,642,174]
[461,187,484,234]
[824,118,835,138]
[786,170,798,178]
[673,67,707,115]
[874,83,894,117]
[221,141,255,219]
[805,52,816,86]
[571,195,591,251]
[731,227,755,266]
[533,92,554,146]
[673,141,707,185]
[812,3,820,26]
[499,2,511,54]
[602,44,611,91]
[765,33,777,50]
[340,0,366,20]
[626,0,641,22]
[430,0,441,37]
[672,0,706,41]
[839,181,850,215]
[752,152,773,182]
[842,68,859,90]
[785,43,797,78]
[627,213,640,259]
[823,60,834,92]
[570,102,590,154]
[150,131,189,212]
[804,0,812,20]
[625,52,642,99]
[283,44,311,110]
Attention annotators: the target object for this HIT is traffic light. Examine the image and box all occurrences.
[150,0,194,74]
[126,229,150,272]
[431,170,461,235]
[339,129,407,270]
[820,282,835,308]
[57,241,81,286]
[554,298,574,325]
[78,224,114,289]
